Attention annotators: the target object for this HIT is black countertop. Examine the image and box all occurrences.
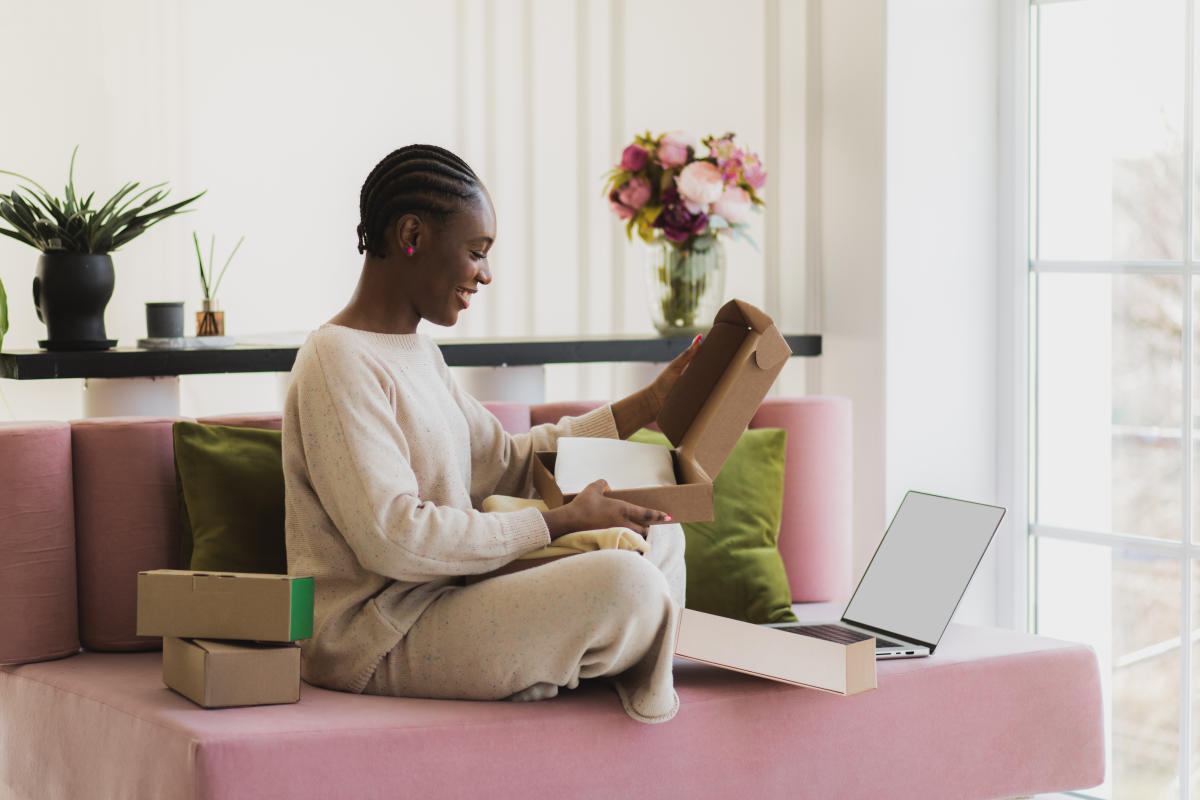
[0,333,821,380]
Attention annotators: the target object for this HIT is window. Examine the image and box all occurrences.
[1030,0,1198,796]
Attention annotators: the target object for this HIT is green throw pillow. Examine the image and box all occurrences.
[173,422,287,574]
[629,427,797,625]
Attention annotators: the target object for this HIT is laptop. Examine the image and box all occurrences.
[764,491,1006,659]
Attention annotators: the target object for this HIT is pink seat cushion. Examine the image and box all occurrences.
[70,418,185,652]
[0,422,79,665]
[0,619,1102,799]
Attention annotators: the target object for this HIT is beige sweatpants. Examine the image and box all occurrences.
[363,523,686,723]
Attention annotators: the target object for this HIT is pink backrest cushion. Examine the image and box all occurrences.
[71,418,185,651]
[755,397,852,601]
[38,394,847,654]
[0,422,79,664]
[478,402,531,435]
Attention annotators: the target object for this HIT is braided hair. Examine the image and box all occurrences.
[356,144,482,257]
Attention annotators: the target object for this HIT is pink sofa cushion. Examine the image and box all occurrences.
[0,422,79,665]
[70,418,184,652]
[0,618,1103,799]
[61,397,850,655]
[480,402,532,434]
[754,397,852,602]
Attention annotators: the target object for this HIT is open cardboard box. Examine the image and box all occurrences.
[137,570,314,643]
[675,609,877,696]
[532,299,792,523]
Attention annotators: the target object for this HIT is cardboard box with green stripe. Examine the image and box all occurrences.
[137,570,314,642]
[137,570,312,708]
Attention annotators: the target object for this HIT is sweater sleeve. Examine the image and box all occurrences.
[433,351,619,505]
[292,341,551,582]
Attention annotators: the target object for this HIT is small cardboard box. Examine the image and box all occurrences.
[137,570,314,642]
[674,609,877,696]
[532,299,792,523]
[163,637,300,708]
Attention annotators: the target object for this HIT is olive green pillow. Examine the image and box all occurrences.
[629,427,797,624]
[173,422,287,574]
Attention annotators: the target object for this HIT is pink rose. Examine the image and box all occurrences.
[608,175,651,220]
[676,161,723,213]
[657,131,695,168]
[742,153,767,190]
[620,144,648,171]
[711,185,752,225]
[617,175,651,211]
[609,196,634,220]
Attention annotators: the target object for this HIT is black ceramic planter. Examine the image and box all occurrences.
[33,253,117,350]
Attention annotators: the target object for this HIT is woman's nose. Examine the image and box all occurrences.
[476,263,492,285]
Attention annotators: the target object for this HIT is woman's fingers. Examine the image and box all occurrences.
[572,479,670,536]
[623,501,670,528]
[667,333,702,374]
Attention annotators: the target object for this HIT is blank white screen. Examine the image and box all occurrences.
[842,492,1005,645]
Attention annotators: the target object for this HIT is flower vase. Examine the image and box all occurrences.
[644,233,726,336]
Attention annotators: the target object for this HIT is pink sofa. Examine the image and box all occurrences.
[0,398,1103,799]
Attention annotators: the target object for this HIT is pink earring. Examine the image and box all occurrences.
[406,247,414,256]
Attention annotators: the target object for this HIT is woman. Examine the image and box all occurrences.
[282,144,698,723]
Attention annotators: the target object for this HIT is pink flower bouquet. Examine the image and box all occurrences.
[604,130,766,250]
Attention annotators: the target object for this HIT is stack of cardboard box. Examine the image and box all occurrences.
[136,570,313,708]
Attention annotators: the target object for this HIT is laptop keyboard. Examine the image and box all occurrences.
[776,623,905,650]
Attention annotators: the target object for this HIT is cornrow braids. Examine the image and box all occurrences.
[357,144,482,257]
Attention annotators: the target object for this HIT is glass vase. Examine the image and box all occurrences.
[644,233,726,336]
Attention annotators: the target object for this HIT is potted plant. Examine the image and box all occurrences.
[0,148,203,351]
[192,232,244,336]
[605,131,766,335]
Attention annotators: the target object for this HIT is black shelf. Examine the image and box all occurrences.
[0,333,821,381]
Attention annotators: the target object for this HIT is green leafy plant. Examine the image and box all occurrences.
[0,147,204,351]
[193,232,244,302]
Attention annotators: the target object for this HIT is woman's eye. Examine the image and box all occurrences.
[471,251,486,260]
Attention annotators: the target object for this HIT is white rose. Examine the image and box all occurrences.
[710,185,752,225]
[676,161,724,212]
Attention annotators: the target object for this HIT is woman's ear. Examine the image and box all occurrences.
[391,214,422,256]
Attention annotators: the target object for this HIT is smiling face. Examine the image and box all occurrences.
[393,188,496,329]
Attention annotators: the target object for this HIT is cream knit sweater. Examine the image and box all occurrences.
[282,325,618,692]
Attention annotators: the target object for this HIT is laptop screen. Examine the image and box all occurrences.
[842,491,1006,647]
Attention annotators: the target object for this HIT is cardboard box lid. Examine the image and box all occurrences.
[657,299,792,478]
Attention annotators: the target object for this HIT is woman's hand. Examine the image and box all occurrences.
[541,479,671,538]
[611,334,703,438]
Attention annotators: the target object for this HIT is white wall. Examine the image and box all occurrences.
[0,0,811,419]
[819,0,1008,626]
[817,0,888,585]
[883,0,1001,626]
